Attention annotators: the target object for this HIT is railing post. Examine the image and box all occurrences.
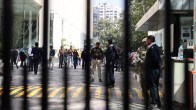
[164,0,172,109]
[1,0,13,110]
[85,0,91,110]
[42,0,49,110]
[124,0,130,110]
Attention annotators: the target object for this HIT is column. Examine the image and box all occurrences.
[36,12,39,43]
[29,11,32,48]
[23,10,26,47]
[39,5,44,47]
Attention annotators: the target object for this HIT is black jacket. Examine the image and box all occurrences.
[145,43,161,70]
[32,47,41,60]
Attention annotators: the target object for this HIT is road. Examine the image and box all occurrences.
[0,59,163,110]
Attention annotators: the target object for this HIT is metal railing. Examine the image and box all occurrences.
[0,0,191,110]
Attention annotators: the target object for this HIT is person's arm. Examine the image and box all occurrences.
[100,48,104,59]
[53,50,55,57]
[151,46,160,67]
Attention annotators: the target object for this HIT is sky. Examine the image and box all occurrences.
[93,0,124,9]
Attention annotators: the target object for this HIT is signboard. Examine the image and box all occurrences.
[181,26,191,40]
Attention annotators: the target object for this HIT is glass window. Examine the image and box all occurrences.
[171,0,193,10]
[180,16,193,39]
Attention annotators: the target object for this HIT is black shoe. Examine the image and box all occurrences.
[99,79,102,82]
[157,103,161,108]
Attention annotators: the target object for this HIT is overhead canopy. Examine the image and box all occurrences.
[135,0,193,32]
[135,1,164,31]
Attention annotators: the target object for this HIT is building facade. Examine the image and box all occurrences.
[0,0,44,50]
[94,3,121,21]
[49,0,88,51]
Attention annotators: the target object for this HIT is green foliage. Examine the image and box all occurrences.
[95,19,122,50]
[129,0,156,51]
[93,0,156,51]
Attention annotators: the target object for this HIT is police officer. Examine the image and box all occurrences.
[138,37,148,97]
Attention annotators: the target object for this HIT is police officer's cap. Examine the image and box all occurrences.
[142,38,147,42]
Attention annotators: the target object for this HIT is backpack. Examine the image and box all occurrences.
[11,49,18,58]
[109,46,117,62]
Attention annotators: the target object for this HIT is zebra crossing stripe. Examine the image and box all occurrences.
[108,88,111,97]
[129,91,132,98]
[60,87,74,98]
[27,88,42,97]
[10,86,24,95]
[15,86,39,97]
[95,87,101,99]
[0,86,153,99]
[37,88,53,97]
[49,87,64,97]
[72,87,83,97]
[133,88,144,99]
[115,88,122,98]
[130,103,145,109]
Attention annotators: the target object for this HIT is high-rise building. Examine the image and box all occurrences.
[94,3,121,21]
[93,2,122,39]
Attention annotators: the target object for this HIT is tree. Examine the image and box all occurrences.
[95,19,122,50]
[129,0,156,51]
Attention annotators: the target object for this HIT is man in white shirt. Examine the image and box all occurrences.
[28,46,34,71]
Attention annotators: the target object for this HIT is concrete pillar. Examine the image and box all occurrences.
[36,12,39,43]
[28,11,32,48]
[39,4,44,47]
[23,10,26,48]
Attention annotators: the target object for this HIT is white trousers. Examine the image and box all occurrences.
[91,59,102,80]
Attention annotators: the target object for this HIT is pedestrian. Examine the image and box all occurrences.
[28,46,34,71]
[19,48,27,67]
[49,45,55,70]
[64,49,68,67]
[81,48,86,69]
[120,50,124,72]
[10,48,19,69]
[90,42,103,82]
[115,48,120,71]
[73,49,79,69]
[145,35,161,108]
[39,46,43,65]
[32,42,41,75]
[16,47,20,65]
[67,46,73,67]
[58,46,64,69]
[78,49,81,65]
[137,37,148,97]
[105,39,117,87]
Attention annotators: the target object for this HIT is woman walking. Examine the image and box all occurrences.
[19,48,27,67]
[73,49,79,69]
